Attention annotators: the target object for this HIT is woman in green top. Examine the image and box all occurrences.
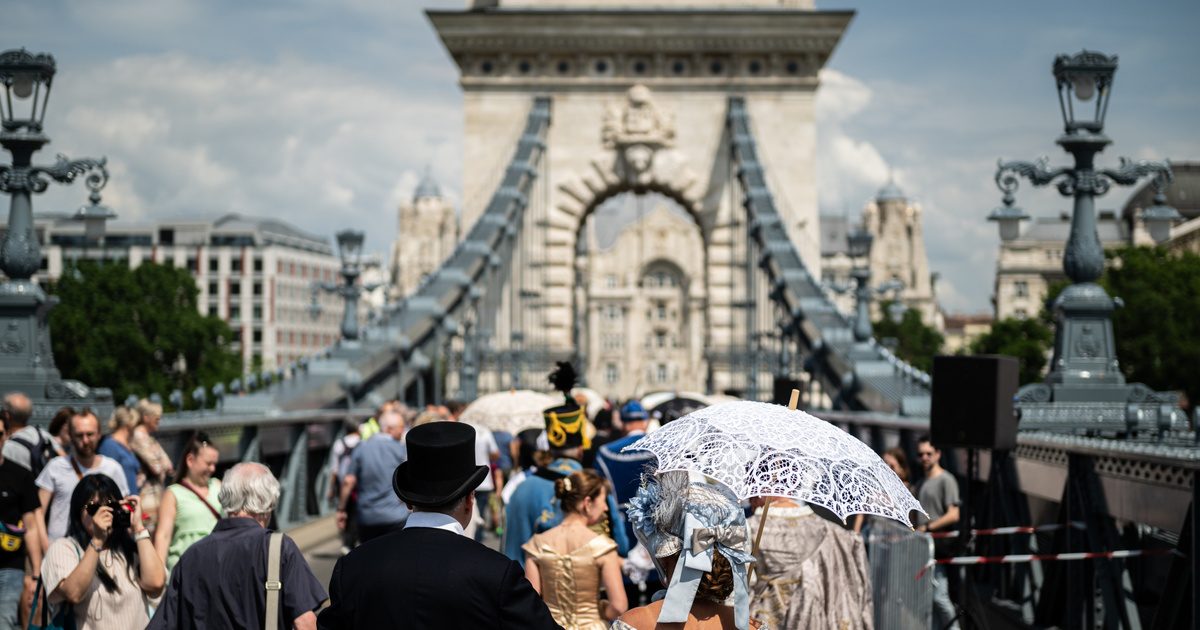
[154,431,222,571]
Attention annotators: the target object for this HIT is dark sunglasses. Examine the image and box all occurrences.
[84,500,122,516]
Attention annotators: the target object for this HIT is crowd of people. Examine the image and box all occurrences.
[0,361,963,629]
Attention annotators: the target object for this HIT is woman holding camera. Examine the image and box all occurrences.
[40,474,165,629]
[154,432,222,572]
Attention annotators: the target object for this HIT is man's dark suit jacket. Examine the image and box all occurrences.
[318,526,562,629]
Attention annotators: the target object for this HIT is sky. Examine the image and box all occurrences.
[3,0,1197,313]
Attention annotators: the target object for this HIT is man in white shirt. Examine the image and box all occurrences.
[447,400,500,541]
[36,410,129,541]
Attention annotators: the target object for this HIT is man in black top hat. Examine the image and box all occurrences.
[318,421,560,629]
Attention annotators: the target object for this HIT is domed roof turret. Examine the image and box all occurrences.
[876,177,906,204]
[413,169,441,202]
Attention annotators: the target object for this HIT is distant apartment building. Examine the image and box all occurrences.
[17,213,345,372]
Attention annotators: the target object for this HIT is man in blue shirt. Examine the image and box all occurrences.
[594,400,656,548]
[338,411,408,543]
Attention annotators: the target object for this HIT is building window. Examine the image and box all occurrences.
[252,329,262,343]
[655,332,666,348]
[208,305,218,317]
[605,274,618,288]
[186,257,197,273]
[253,306,263,320]
[253,282,262,296]
[207,282,218,295]
[1014,281,1029,298]
[605,305,622,321]
[230,283,241,296]
[656,364,668,383]
[1014,308,1028,320]
[253,257,263,273]
[656,302,667,320]
[232,258,243,274]
[605,363,619,384]
[209,258,218,273]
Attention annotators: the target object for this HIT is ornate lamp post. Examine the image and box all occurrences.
[0,49,112,420]
[831,228,905,345]
[994,50,1179,404]
[310,229,379,343]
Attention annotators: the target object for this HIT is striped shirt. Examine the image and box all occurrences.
[42,537,155,630]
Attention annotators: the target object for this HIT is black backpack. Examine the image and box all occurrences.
[11,430,55,477]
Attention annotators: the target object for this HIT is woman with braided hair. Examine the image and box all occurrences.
[522,469,626,629]
[615,471,767,630]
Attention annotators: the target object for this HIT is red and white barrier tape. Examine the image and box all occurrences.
[928,521,1086,539]
[915,548,1181,580]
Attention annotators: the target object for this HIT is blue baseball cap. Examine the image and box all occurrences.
[621,400,648,421]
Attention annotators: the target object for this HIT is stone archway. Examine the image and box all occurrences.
[432,4,850,393]
[532,86,720,392]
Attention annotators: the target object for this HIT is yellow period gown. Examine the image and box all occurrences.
[522,532,617,630]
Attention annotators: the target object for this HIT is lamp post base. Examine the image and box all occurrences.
[0,286,113,424]
[1045,282,1125,387]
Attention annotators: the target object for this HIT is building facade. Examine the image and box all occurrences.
[430,1,850,395]
[21,213,344,373]
[390,173,458,300]
[820,181,939,329]
[584,205,706,398]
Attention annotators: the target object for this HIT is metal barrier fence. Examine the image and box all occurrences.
[867,518,933,630]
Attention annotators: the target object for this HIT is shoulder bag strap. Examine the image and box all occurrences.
[264,532,283,630]
[180,481,223,521]
[67,456,84,480]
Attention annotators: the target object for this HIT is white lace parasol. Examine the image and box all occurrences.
[459,390,560,435]
[623,400,926,526]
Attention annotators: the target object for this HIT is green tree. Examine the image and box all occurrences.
[873,305,944,373]
[48,261,241,405]
[969,317,1054,385]
[1102,246,1200,410]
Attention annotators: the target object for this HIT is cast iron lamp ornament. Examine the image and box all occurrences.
[829,228,905,344]
[993,50,1179,401]
[0,49,112,421]
[309,229,381,342]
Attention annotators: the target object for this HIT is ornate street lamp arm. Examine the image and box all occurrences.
[0,155,107,193]
[996,157,1074,197]
[1097,157,1173,189]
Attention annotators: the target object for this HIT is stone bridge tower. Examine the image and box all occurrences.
[429,0,850,393]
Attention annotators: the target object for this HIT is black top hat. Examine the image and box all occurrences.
[393,422,489,507]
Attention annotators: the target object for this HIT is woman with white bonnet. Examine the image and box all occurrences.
[616,471,766,630]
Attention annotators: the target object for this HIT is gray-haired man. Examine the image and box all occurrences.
[149,463,327,630]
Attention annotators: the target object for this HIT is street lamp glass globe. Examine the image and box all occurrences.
[11,75,33,99]
[1072,75,1096,101]
[998,218,1021,242]
[1147,219,1170,244]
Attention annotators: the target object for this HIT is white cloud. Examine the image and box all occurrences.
[816,69,893,214]
[36,52,462,256]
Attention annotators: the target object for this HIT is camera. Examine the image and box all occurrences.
[110,500,132,532]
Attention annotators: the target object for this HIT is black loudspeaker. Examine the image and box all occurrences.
[930,355,1019,450]
[773,377,803,406]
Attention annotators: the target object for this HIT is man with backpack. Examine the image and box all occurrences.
[0,394,61,477]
